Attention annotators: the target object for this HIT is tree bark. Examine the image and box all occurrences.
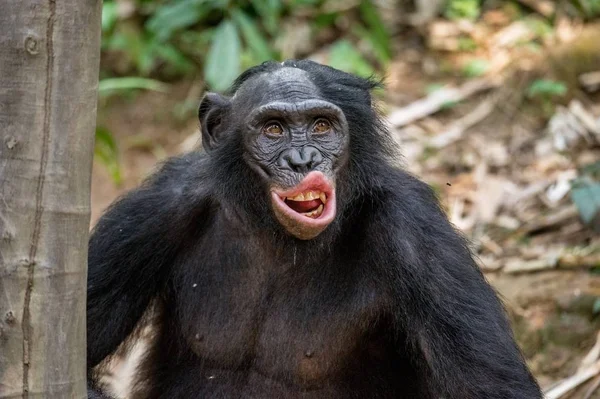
[0,0,101,398]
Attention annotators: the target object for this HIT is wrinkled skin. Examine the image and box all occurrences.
[200,67,348,239]
[87,60,542,399]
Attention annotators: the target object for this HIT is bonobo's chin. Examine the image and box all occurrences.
[270,171,336,240]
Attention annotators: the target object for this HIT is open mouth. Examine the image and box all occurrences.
[271,172,336,238]
[284,190,327,218]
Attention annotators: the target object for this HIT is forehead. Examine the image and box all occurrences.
[233,67,321,106]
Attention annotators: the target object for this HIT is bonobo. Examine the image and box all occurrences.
[87,60,541,398]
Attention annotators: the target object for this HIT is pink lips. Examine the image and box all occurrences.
[271,171,336,229]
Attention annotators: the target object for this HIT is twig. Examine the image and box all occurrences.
[503,252,600,274]
[580,332,600,373]
[559,254,600,270]
[520,205,579,234]
[544,360,600,399]
[387,78,499,128]
[504,257,555,274]
[428,99,496,148]
[583,375,600,399]
[569,100,600,139]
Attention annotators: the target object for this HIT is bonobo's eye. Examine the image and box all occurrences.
[262,121,284,136]
[312,118,331,134]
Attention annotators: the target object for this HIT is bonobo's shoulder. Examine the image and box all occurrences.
[358,167,461,259]
[378,167,441,210]
[369,166,449,233]
[156,151,208,174]
[150,151,208,181]
[144,151,212,197]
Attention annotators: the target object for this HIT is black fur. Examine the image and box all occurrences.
[87,60,541,398]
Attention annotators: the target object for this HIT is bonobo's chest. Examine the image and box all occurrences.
[173,229,388,388]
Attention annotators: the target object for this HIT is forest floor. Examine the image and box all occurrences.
[93,19,600,398]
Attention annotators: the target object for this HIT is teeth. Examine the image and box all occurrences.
[291,192,305,201]
[319,192,327,204]
[286,191,327,202]
[302,204,324,219]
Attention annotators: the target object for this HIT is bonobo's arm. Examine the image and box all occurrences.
[87,153,209,374]
[381,172,541,399]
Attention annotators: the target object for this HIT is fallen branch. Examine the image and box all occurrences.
[544,360,600,399]
[504,257,554,274]
[428,99,496,148]
[569,100,600,139]
[502,252,600,274]
[579,332,600,373]
[583,375,600,399]
[387,78,499,128]
[559,253,600,269]
[520,205,579,234]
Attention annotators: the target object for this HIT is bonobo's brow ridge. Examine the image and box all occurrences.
[247,100,346,126]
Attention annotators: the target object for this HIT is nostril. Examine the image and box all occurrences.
[278,147,323,173]
[310,151,322,166]
[303,146,322,170]
[277,157,292,170]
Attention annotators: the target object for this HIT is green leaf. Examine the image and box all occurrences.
[328,40,375,78]
[250,0,282,35]
[98,77,169,94]
[106,28,156,75]
[527,79,567,98]
[358,0,392,64]
[571,181,600,226]
[523,16,553,39]
[457,37,477,51]
[593,298,600,314]
[231,9,273,64]
[145,0,208,42]
[204,19,241,92]
[94,127,122,186]
[154,43,195,75]
[290,0,322,6]
[444,0,482,21]
[101,1,118,33]
[462,59,489,77]
[425,83,445,94]
[576,0,600,18]
[581,161,600,178]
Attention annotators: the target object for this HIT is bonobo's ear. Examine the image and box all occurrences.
[198,92,231,151]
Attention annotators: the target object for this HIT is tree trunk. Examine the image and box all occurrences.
[0,0,101,397]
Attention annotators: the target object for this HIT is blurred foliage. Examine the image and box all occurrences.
[100,0,392,91]
[526,79,568,116]
[444,0,482,21]
[462,59,489,77]
[571,179,600,228]
[441,0,600,21]
[94,127,123,185]
[571,162,600,231]
[568,0,600,18]
[527,79,568,98]
[95,76,170,185]
[98,77,169,93]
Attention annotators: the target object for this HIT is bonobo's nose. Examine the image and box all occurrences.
[278,146,323,173]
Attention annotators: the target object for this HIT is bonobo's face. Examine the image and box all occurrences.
[199,66,350,240]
